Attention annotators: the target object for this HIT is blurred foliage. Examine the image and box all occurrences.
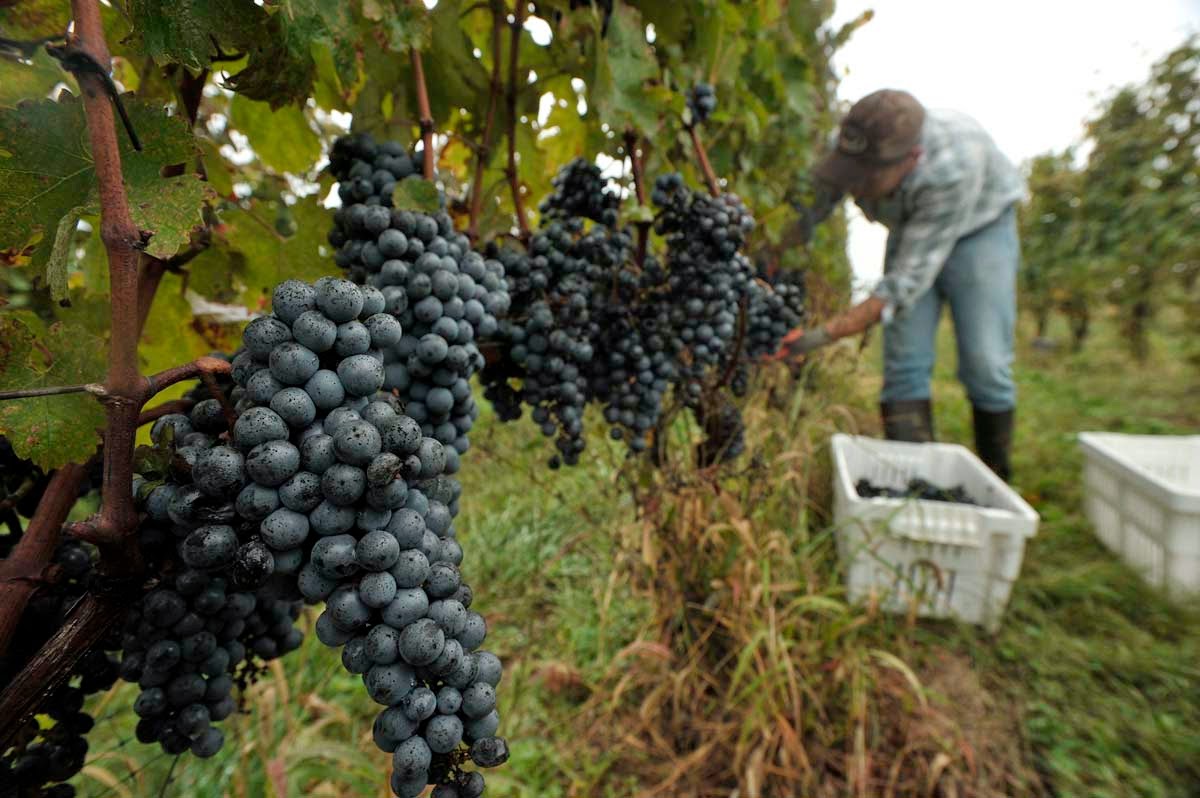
[1019,36,1199,360]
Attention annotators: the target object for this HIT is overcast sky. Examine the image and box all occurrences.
[825,0,1200,292]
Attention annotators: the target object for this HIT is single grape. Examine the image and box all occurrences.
[425,714,463,754]
[243,316,292,360]
[245,440,301,487]
[259,508,310,550]
[181,525,238,570]
[270,387,317,428]
[233,407,289,450]
[269,342,320,386]
[292,310,338,353]
[272,280,318,325]
[192,446,244,498]
[315,277,364,323]
[338,354,385,397]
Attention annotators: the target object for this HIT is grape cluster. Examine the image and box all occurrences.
[483,223,615,466]
[726,268,809,396]
[326,133,511,460]
[538,158,620,226]
[687,82,717,124]
[651,173,758,397]
[0,537,120,798]
[226,277,508,797]
[116,401,305,758]
[115,570,275,757]
[481,161,806,468]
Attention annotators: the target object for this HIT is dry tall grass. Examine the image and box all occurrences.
[570,357,1037,798]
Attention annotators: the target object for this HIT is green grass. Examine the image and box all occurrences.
[72,306,1200,797]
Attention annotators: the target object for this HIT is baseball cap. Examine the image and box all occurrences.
[814,89,925,192]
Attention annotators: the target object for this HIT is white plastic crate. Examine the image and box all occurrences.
[830,434,1039,631]
[1077,432,1200,597]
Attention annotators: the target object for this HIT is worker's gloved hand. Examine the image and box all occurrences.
[765,326,834,363]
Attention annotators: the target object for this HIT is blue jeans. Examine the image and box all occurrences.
[880,205,1018,412]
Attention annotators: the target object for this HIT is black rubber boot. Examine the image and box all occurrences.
[880,399,935,443]
[973,406,1014,482]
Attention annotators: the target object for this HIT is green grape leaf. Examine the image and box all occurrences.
[363,0,426,52]
[205,196,332,311]
[197,138,234,199]
[224,0,362,109]
[0,95,212,297]
[392,177,440,214]
[225,26,317,108]
[588,4,663,134]
[0,0,71,39]
[228,96,320,174]
[69,218,110,297]
[0,49,69,107]
[0,313,107,470]
[139,271,241,379]
[422,0,490,120]
[123,0,264,70]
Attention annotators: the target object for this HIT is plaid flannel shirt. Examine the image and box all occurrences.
[853,109,1024,321]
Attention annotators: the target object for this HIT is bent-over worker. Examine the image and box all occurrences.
[773,89,1024,481]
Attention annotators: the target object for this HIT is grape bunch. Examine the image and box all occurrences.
[687,82,717,124]
[114,405,305,759]
[538,157,620,226]
[480,160,806,468]
[483,222,616,466]
[0,536,121,798]
[226,277,509,797]
[651,173,757,397]
[326,133,511,459]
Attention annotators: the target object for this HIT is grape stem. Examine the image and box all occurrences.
[505,1,531,240]
[143,356,232,400]
[686,124,721,197]
[467,0,506,241]
[0,465,88,666]
[624,129,650,268]
[411,49,436,180]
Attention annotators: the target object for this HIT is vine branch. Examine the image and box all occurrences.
[0,592,136,751]
[68,0,145,574]
[411,49,435,180]
[1,0,230,741]
[144,356,231,399]
[467,0,506,241]
[687,124,720,197]
[506,2,530,239]
[0,465,88,660]
[625,129,649,268]
[0,384,107,401]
